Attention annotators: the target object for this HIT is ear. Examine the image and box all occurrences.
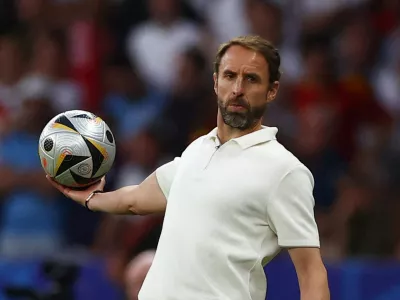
[213,72,218,95]
[266,81,280,103]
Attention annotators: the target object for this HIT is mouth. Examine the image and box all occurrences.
[228,104,248,112]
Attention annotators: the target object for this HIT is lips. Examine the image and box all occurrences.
[226,97,250,111]
[229,99,246,105]
[228,104,247,111]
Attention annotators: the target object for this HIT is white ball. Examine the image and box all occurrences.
[38,110,116,188]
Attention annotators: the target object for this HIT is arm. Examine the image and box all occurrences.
[47,172,166,215]
[266,164,330,299]
[92,172,167,215]
[288,247,330,300]
[47,157,180,215]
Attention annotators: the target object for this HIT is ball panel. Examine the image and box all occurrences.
[68,157,93,179]
[53,114,79,133]
[81,136,105,177]
[106,130,113,143]
[43,138,54,152]
[53,169,85,188]
[39,133,57,159]
[102,122,115,146]
[70,171,103,187]
[55,155,90,177]
[39,149,55,176]
[91,141,116,178]
[53,132,90,177]
[70,113,93,120]
[68,114,104,142]
[39,113,63,140]
[64,110,96,119]
[40,126,76,140]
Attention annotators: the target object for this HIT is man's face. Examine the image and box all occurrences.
[213,45,278,130]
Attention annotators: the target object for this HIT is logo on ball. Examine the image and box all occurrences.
[78,163,92,176]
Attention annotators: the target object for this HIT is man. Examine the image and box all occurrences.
[48,35,330,300]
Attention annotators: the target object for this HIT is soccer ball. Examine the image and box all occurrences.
[38,110,116,188]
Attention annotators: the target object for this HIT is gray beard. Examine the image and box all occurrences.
[217,98,267,130]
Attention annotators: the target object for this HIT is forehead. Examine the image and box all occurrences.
[220,45,268,74]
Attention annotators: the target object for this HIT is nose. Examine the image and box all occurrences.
[232,77,244,96]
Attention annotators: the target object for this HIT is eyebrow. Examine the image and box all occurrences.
[245,72,261,81]
[223,70,261,77]
[222,69,235,75]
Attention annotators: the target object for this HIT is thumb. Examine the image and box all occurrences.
[97,176,106,190]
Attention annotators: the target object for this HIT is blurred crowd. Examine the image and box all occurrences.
[0,0,399,298]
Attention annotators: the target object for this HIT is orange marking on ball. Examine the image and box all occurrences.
[42,157,47,168]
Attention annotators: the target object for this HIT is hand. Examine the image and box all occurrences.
[46,175,106,206]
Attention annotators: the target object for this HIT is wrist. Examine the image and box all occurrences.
[85,190,104,212]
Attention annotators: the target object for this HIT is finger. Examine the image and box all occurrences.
[91,176,106,191]
[98,176,106,190]
[46,175,71,196]
[46,175,63,191]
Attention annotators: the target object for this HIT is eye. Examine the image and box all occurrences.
[246,75,257,83]
[223,72,235,80]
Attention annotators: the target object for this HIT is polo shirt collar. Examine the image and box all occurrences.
[205,126,278,149]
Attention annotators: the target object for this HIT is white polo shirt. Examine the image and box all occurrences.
[138,126,320,300]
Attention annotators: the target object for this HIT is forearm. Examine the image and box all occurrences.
[88,185,140,215]
[46,171,166,215]
[299,268,330,300]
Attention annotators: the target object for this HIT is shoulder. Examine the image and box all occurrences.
[181,134,208,156]
[255,140,313,183]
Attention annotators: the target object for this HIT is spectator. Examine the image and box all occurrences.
[0,33,26,135]
[0,78,64,258]
[155,46,214,157]
[245,0,304,82]
[21,30,83,113]
[187,0,250,44]
[125,0,201,91]
[101,56,168,142]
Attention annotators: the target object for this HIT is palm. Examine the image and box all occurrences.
[46,175,106,205]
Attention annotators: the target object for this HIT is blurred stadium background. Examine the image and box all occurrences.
[0,0,399,299]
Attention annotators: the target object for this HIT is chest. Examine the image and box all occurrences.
[168,144,277,223]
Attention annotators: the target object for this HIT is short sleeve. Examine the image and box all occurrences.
[266,165,320,248]
[155,157,181,200]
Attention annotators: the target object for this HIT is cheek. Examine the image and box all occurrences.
[249,88,268,103]
[216,80,231,96]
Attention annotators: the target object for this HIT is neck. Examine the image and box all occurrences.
[216,112,262,144]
